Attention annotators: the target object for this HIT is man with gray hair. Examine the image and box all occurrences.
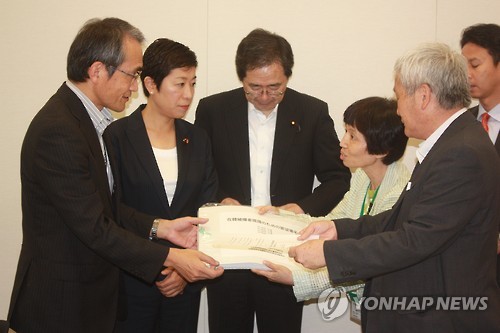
[289,43,500,332]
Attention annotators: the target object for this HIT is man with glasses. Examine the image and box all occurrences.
[8,17,222,333]
[195,28,350,333]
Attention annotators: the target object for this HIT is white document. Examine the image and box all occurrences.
[198,205,316,270]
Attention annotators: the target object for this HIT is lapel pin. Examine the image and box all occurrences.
[182,138,189,144]
[291,120,301,132]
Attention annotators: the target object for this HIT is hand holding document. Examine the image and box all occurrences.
[198,205,317,270]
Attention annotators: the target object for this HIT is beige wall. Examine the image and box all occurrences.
[1,0,498,331]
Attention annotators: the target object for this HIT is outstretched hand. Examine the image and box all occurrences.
[157,217,208,249]
[164,248,224,282]
[256,205,279,215]
[288,239,326,270]
[220,197,241,206]
[251,260,293,285]
[279,203,304,214]
[298,220,338,241]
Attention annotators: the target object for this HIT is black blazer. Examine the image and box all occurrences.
[8,83,168,333]
[195,87,350,216]
[470,105,500,286]
[469,105,500,154]
[326,112,500,332]
[104,105,218,243]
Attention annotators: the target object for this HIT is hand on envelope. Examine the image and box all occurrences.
[287,220,337,270]
[157,216,208,249]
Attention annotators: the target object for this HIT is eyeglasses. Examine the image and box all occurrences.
[244,85,284,98]
[109,66,142,82]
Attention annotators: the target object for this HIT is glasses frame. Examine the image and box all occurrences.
[243,83,284,98]
[108,65,142,82]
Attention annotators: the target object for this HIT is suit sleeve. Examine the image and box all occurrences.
[296,105,351,216]
[324,143,489,284]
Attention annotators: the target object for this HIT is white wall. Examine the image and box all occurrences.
[1,1,498,331]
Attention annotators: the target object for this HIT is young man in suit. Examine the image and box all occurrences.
[461,23,500,285]
[8,18,222,333]
[195,28,350,333]
[290,43,500,333]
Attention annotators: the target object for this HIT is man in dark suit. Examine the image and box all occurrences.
[290,43,500,333]
[195,28,350,333]
[8,18,222,333]
[461,23,500,286]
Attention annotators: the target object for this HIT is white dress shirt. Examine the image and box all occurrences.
[152,146,178,205]
[476,103,500,144]
[416,108,467,163]
[248,102,278,206]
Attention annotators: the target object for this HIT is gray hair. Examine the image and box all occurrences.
[394,43,471,110]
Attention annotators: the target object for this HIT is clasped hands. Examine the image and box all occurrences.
[155,217,223,293]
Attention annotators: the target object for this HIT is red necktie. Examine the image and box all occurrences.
[481,113,490,132]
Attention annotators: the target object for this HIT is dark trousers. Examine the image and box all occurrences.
[114,273,201,333]
[207,270,303,333]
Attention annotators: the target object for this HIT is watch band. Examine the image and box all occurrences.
[149,218,160,241]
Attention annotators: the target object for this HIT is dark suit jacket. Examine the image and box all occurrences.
[104,105,217,243]
[325,111,500,332]
[8,83,168,333]
[470,105,500,286]
[195,87,350,216]
[469,105,500,154]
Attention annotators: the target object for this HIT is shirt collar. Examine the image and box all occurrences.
[248,102,278,120]
[477,103,500,122]
[66,81,114,136]
[416,108,467,163]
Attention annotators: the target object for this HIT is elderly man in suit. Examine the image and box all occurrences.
[290,43,500,333]
[195,28,351,333]
[8,17,222,333]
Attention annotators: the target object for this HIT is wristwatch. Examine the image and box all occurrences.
[149,219,160,241]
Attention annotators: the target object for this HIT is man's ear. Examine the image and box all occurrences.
[417,83,432,109]
[88,61,106,83]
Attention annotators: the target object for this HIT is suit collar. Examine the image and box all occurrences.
[270,93,303,191]
[416,109,467,163]
[125,107,193,215]
[468,105,500,154]
[223,90,252,202]
[58,83,112,202]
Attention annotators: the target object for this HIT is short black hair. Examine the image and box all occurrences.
[141,38,197,97]
[460,23,500,65]
[344,97,408,165]
[67,17,144,82]
[235,28,294,81]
